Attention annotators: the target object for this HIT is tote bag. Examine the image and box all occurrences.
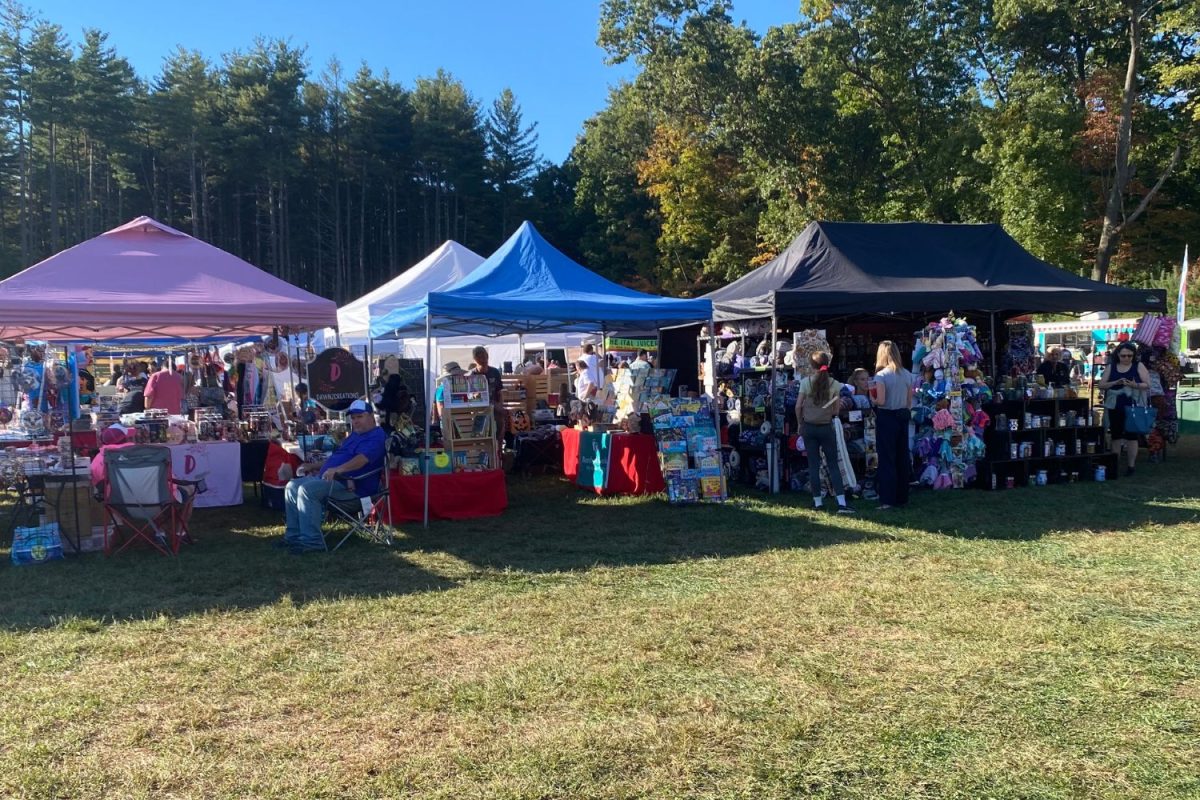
[1124,404,1157,435]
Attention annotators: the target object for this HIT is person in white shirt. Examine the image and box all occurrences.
[574,358,597,401]
[582,343,604,386]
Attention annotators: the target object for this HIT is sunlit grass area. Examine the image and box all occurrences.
[2,440,1199,799]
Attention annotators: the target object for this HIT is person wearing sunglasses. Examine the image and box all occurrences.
[1098,342,1151,476]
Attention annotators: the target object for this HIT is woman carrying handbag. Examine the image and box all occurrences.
[1098,342,1153,476]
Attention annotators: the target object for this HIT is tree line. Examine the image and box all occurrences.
[0,0,544,304]
[573,0,1197,300]
[0,0,1196,310]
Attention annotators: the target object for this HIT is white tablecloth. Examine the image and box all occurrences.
[167,442,244,508]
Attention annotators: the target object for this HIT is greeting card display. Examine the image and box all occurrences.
[651,396,727,504]
[614,368,676,420]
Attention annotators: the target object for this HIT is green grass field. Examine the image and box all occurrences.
[2,440,1199,799]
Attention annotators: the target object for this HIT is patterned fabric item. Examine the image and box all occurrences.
[1132,314,1161,346]
[1153,317,1176,348]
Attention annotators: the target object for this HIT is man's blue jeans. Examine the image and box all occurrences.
[283,476,357,550]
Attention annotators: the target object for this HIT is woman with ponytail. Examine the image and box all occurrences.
[795,351,854,514]
[871,340,914,509]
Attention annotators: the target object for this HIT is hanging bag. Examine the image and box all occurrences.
[1123,403,1157,435]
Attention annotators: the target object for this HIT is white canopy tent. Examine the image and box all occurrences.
[317,241,485,349]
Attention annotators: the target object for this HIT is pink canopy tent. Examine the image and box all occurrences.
[0,217,337,342]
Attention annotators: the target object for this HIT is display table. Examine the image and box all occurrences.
[561,428,665,496]
[167,441,244,508]
[387,470,507,522]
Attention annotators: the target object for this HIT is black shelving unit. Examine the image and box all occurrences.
[978,397,1119,490]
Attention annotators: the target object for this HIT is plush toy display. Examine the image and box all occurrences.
[911,316,989,490]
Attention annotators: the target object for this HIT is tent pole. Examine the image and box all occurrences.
[706,315,723,494]
[361,343,370,407]
[770,314,779,494]
[600,326,607,384]
[989,312,998,385]
[367,337,374,389]
[288,338,299,455]
[423,315,432,529]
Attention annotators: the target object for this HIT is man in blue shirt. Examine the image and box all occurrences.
[281,399,387,553]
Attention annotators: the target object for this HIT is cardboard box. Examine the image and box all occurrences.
[44,479,107,539]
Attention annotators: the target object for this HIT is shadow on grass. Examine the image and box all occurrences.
[391,474,896,574]
[846,435,1200,541]
[4,436,1197,628]
[0,498,457,630]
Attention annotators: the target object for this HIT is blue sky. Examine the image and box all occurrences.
[34,0,799,164]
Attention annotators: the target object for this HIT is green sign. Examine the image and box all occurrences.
[605,337,657,350]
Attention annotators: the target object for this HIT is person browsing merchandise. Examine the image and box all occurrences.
[433,361,465,423]
[1036,347,1071,388]
[145,360,186,414]
[117,359,148,414]
[871,340,914,510]
[629,348,653,375]
[1097,341,1151,476]
[795,352,854,514]
[279,399,387,553]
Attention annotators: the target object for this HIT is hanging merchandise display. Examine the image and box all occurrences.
[1002,320,1038,377]
[786,330,831,379]
[910,316,991,489]
[1139,322,1184,461]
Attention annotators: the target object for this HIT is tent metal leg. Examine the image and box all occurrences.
[770,315,779,494]
[989,313,998,383]
[424,315,433,528]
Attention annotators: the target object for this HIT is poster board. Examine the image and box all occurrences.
[381,357,426,425]
[308,347,366,412]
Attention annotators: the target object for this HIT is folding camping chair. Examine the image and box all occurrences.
[98,445,204,556]
[324,466,395,552]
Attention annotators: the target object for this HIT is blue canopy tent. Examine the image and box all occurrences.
[370,222,712,338]
[368,221,714,525]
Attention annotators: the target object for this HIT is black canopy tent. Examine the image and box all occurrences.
[688,222,1168,492]
[707,221,1167,321]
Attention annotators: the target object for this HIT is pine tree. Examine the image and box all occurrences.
[485,87,539,238]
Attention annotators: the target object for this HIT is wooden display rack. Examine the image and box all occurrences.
[441,373,498,472]
[979,397,1118,489]
[501,375,535,418]
[502,372,571,411]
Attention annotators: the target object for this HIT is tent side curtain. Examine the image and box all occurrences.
[708,221,1167,322]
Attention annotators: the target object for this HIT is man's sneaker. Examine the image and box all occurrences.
[837,505,856,515]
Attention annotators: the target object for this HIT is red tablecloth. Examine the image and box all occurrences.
[561,427,581,480]
[387,470,508,522]
[606,433,665,495]
[560,427,664,496]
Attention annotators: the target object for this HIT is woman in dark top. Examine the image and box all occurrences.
[1097,342,1151,476]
